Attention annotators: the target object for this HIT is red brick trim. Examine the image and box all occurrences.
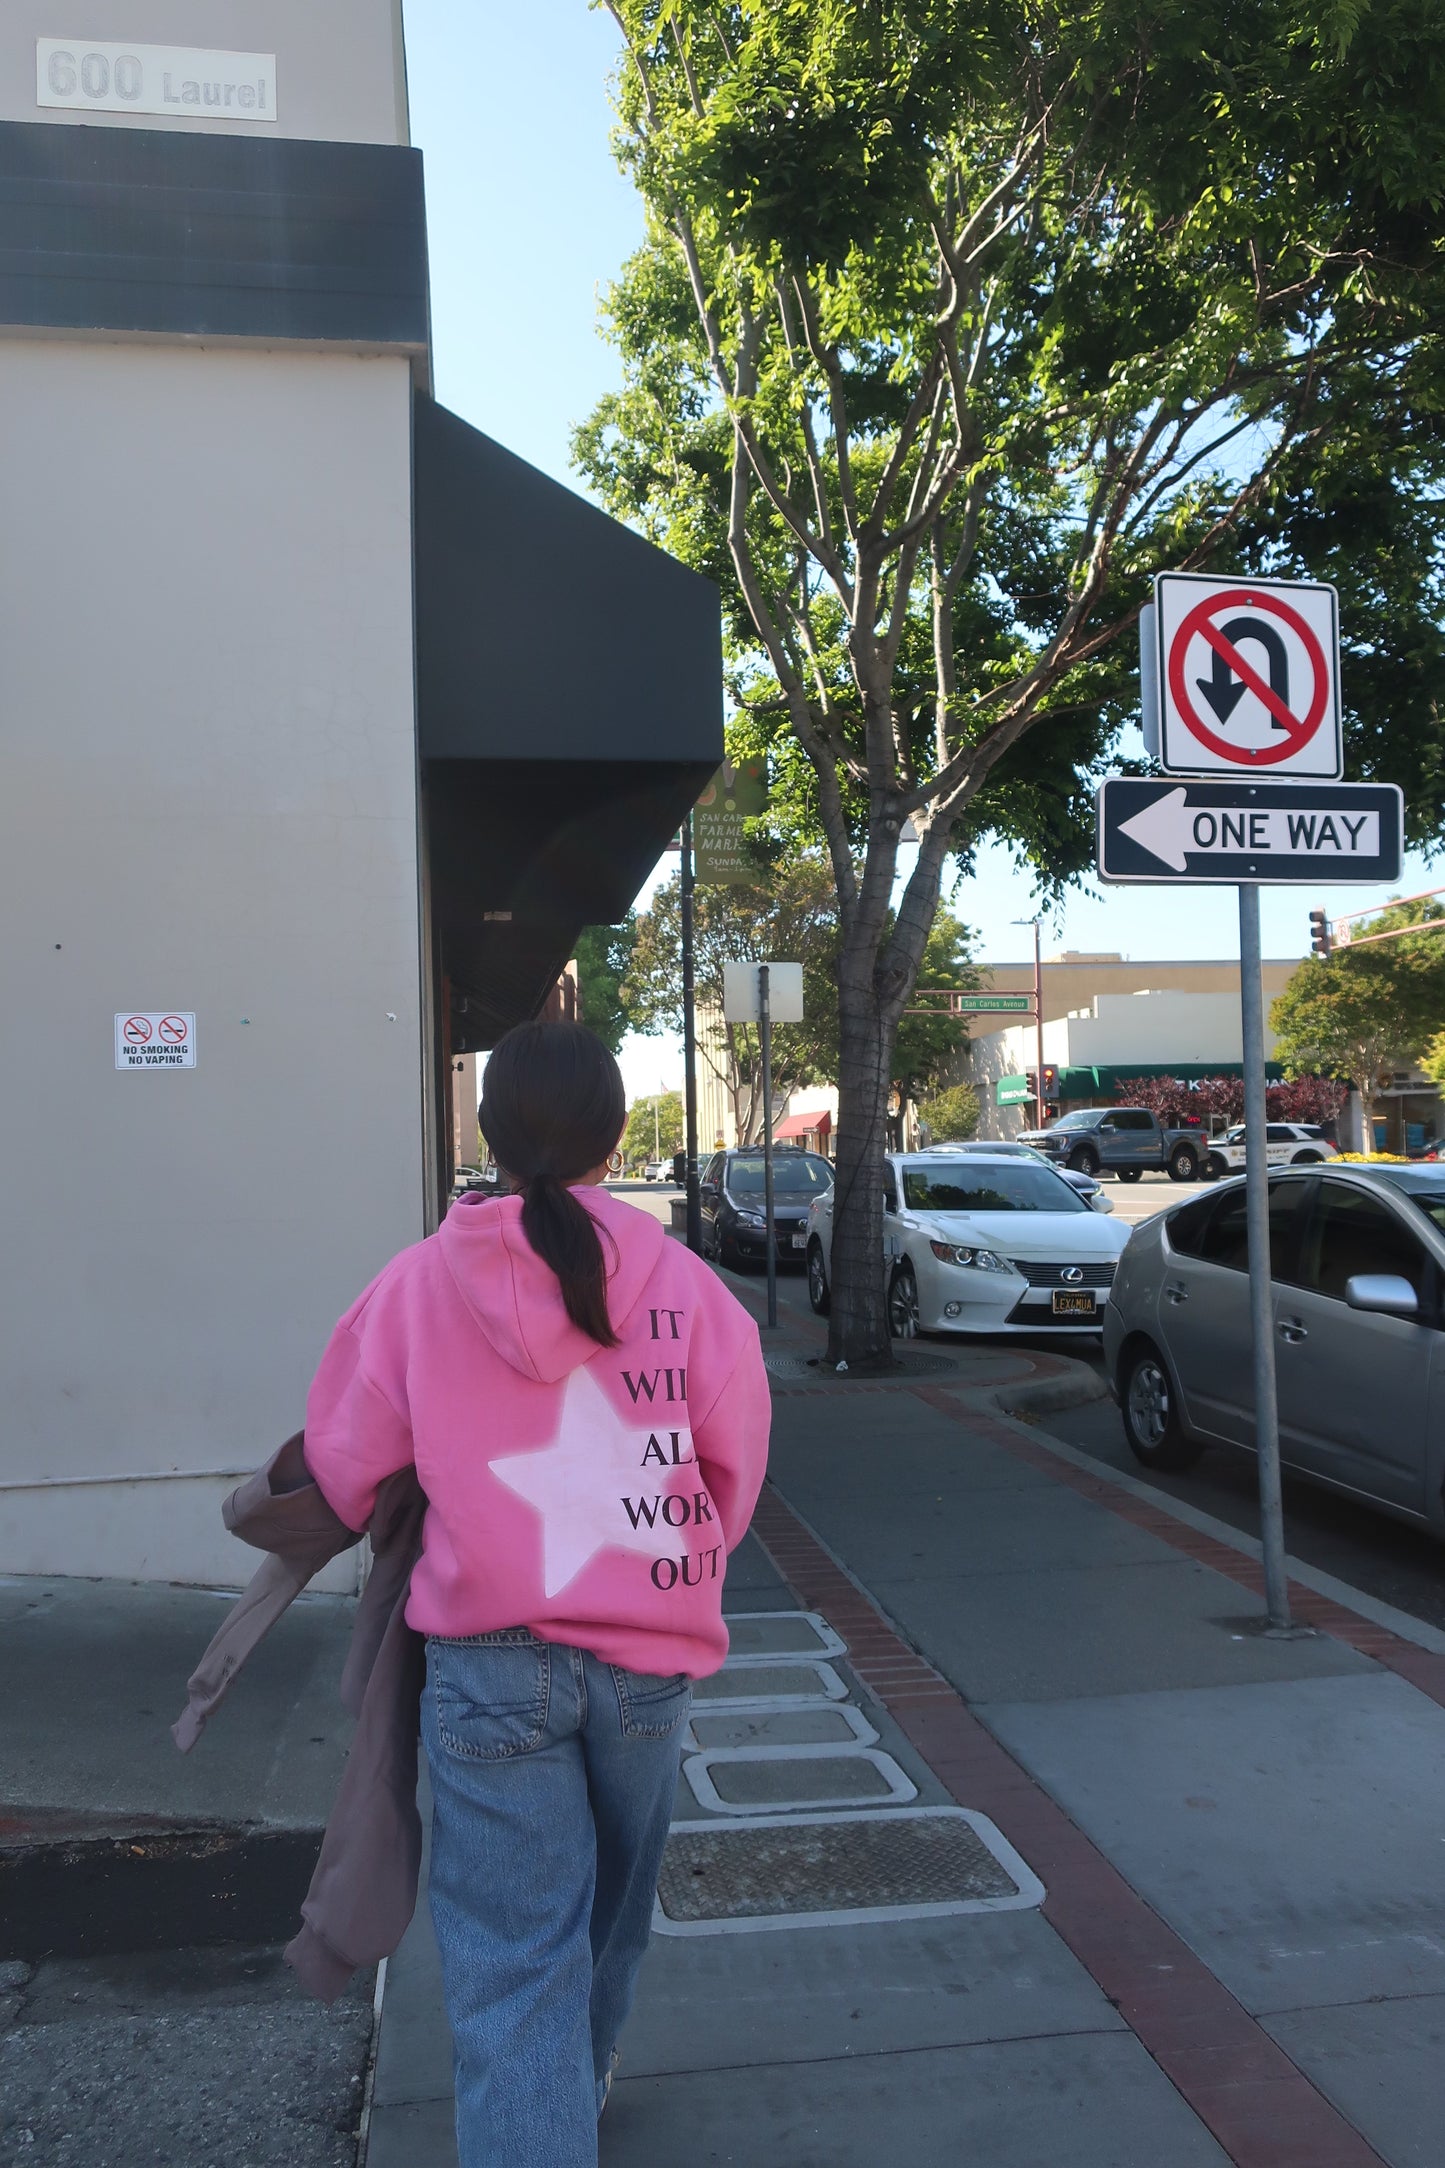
[912,1384,1445,1715]
[750,1484,1389,2168]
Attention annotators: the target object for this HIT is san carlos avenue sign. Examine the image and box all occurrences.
[1098,778,1404,885]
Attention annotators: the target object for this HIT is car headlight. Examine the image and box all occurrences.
[736,1211,767,1228]
[929,1240,1010,1272]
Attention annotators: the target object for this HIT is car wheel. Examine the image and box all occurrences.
[1067,1147,1100,1176]
[806,1239,831,1317]
[1168,1144,1200,1182]
[1116,1167,1143,1184]
[1204,1153,1226,1180]
[1120,1343,1205,1471]
[1293,1150,1323,1163]
[887,1261,921,1340]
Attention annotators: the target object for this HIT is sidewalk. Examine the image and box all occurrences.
[368,1292,1445,2168]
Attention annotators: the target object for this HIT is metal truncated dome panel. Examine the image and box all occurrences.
[655,1808,1040,1934]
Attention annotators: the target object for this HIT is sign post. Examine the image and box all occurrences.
[759,965,777,1330]
[1237,882,1291,1630]
[680,811,702,1254]
[1104,571,1395,1635]
[721,962,804,1330]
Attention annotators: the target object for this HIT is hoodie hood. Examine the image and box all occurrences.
[437,1185,667,1385]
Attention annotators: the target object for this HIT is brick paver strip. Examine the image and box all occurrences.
[750,1474,1391,2168]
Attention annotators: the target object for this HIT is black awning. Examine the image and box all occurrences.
[413,397,722,1048]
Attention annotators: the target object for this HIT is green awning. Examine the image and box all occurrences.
[1054,1063,1284,1099]
[996,1075,1034,1105]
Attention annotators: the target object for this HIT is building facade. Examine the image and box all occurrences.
[0,5,720,1586]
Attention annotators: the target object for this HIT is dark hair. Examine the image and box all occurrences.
[479,1021,626,1347]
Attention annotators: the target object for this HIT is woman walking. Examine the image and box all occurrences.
[303,1020,770,2165]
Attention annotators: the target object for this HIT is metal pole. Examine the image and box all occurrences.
[1033,919,1046,1127]
[1238,882,1292,1632]
[681,811,702,1253]
[759,963,777,1329]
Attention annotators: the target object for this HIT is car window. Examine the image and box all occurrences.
[1297,1181,1428,1303]
[726,1154,833,1196]
[1113,1110,1153,1131]
[1048,1111,1097,1131]
[1168,1180,1308,1277]
[703,1155,723,1185]
[901,1163,1087,1213]
[1266,1125,1297,1143]
[1361,1167,1445,1238]
[883,1166,901,1212]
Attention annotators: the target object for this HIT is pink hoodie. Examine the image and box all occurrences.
[303,1186,771,1678]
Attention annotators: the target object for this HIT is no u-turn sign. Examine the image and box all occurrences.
[1151,572,1341,778]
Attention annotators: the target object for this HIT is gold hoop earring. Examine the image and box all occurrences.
[607,1150,624,1176]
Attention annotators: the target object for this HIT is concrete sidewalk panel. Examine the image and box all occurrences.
[0,1576,355,1829]
[982,1672,1445,2011]
[1264,1994,1445,2168]
[721,1532,793,1604]
[773,1404,1066,1497]
[599,2033,1231,2167]
[864,1559,1374,1704]
[622,1908,1127,2073]
[767,1480,1171,1582]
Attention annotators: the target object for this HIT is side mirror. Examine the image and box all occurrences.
[1097,1122,1116,1134]
[1345,1273,1418,1319]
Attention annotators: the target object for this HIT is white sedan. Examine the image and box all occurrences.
[1204,1123,1338,1179]
[806,1150,1130,1337]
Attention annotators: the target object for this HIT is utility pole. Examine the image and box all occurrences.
[681,809,702,1252]
[759,963,777,1328]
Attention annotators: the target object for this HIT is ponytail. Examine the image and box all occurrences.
[479,1021,626,1348]
[519,1169,618,1348]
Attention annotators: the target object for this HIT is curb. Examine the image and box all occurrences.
[982,1361,1110,1420]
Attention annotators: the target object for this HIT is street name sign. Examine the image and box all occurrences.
[1097,778,1403,885]
[950,994,1034,1013]
[1152,572,1342,779]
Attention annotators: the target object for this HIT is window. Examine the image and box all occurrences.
[1112,1110,1155,1132]
[1266,1125,1298,1143]
[1168,1180,1308,1278]
[1298,1182,1427,1303]
[703,1155,724,1186]
[726,1153,833,1197]
[1360,1167,1445,1239]
[1048,1110,1099,1131]
[900,1163,1086,1214]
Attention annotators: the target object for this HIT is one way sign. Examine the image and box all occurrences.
[1097,778,1403,885]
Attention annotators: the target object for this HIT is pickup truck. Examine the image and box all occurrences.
[1016,1106,1205,1183]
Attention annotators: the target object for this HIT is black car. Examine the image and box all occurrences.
[701,1148,834,1268]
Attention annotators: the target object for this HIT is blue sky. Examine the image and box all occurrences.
[405,3,1439,1096]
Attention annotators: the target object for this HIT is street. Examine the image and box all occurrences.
[630,1174,1445,1637]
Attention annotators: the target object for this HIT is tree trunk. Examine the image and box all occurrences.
[825,984,895,1367]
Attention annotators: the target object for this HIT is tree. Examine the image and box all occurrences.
[918,1083,980,1142]
[625,859,841,1140]
[1422,1032,1445,1090]
[624,1089,684,1167]
[579,1,1445,1364]
[573,915,637,1056]
[1270,905,1445,1135]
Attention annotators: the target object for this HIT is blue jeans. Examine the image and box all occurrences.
[421,1630,691,2168]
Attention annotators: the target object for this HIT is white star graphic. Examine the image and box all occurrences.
[490,1363,703,1599]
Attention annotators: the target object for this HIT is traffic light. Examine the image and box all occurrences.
[1309,908,1333,959]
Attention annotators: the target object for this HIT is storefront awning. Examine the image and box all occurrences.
[775,1111,831,1139]
[413,397,722,1048]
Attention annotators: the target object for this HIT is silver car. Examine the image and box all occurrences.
[1104,1164,1445,1530]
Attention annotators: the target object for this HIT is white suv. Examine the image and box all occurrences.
[1205,1124,1338,1178]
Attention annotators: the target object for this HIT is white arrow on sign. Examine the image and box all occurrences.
[1119,787,1380,872]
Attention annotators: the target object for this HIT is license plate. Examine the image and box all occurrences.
[790,1233,808,1250]
[1052,1290,1097,1316]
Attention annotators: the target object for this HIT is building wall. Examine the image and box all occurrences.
[964,953,1298,1035]
[0,341,424,1585]
[0,0,409,144]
